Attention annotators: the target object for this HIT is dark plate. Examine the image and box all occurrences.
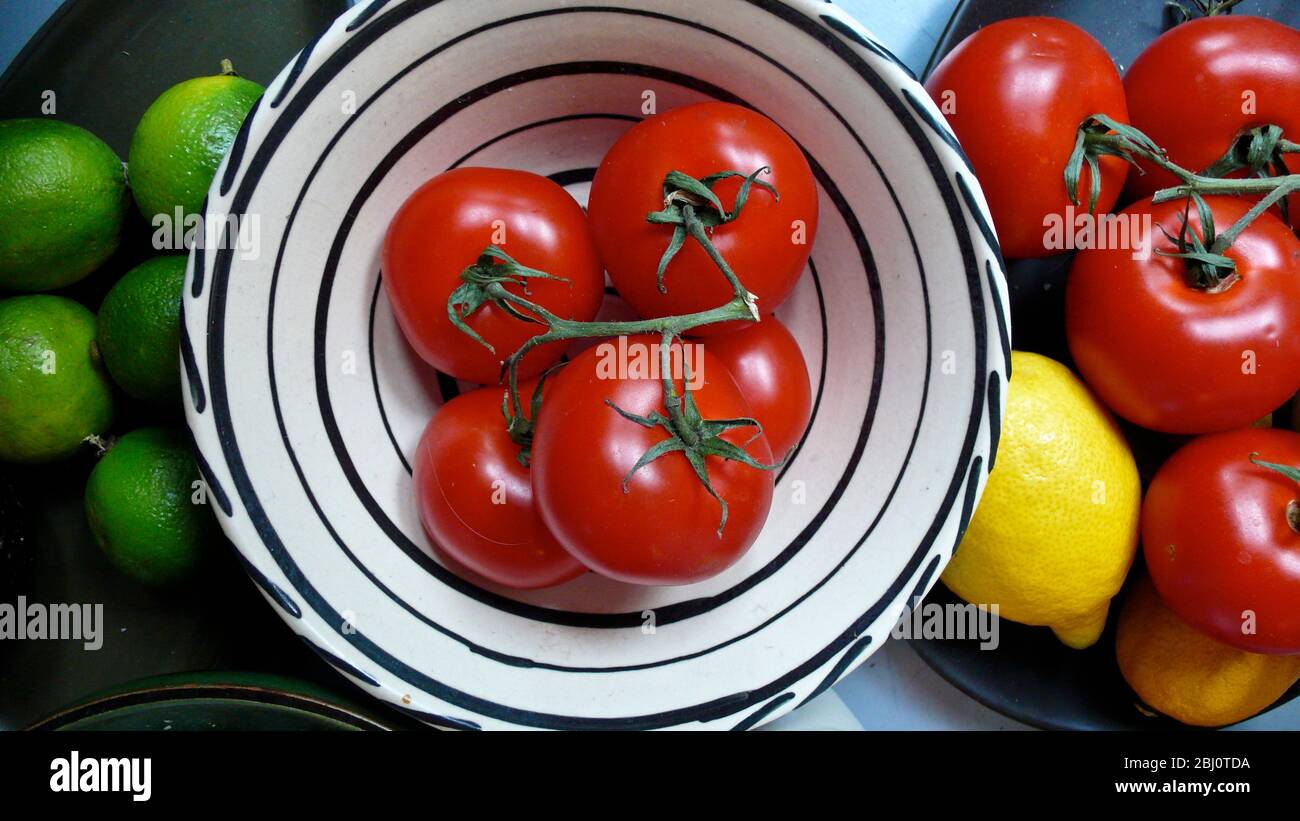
[0,0,411,731]
[29,671,413,731]
[911,0,1300,730]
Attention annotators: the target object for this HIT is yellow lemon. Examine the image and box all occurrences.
[1117,574,1300,727]
[942,351,1139,648]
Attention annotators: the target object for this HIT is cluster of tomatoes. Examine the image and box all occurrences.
[928,12,1300,653]
[382,102,819,589]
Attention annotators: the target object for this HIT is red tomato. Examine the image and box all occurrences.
[1142,428,1300,654]
[698,316,811,460]
[924,17,1130,259]
[1066,196,1300,434]
[587,103,818,333]
[531,335,775,585]
[1123,16,1300,220]
[413,384,585,589]
[383,168,604,384]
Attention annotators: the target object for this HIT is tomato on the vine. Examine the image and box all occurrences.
[699,316,811,461]
[383,167,604,384]
[1142,428,1300,655]
[1123,16,1300,219]
[924,17,1129,259]
[1066,196,1300,434]
[531,335,775,585]
[413,384,585,589]
[587,102,818,333]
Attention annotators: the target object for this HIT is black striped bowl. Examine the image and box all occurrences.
[182,0,1010,730]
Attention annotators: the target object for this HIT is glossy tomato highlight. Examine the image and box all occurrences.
[1142,428,1300,655]
[924,17,1129,259]
[383,167,604,384]
[413,384,585,589]
[587,103,818,332]
[1066,196,1300,434]
[531,335,775,585]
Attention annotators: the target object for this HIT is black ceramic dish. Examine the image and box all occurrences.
[910,0,1300,731]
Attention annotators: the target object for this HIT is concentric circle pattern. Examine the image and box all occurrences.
[182,0,1009,730]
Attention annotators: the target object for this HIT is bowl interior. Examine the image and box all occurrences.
[186,0,1004,729]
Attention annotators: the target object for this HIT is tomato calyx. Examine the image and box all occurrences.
[447,244,571,355]
[1166,0,1246,24]
[605,331,783,535]
[1073,114,1300,206]
[499,366,559,467]
[443,168,789,533]
[1069,115,1300,288]
[1066,114,1164,214]
[1156,193,1240,291]
[1248,453,1300,534]
[646,167,777,300]
[1201,124,1299,225]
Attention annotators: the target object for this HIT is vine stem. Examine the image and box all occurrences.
[444,166,788,533]
[1084,131,1300,202]
[460,170,766,424]
[492,282,757,419]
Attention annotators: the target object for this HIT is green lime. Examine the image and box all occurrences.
[0,295,114,463]
[97,255,186,403]
[0,119,128,292]
[85,427,217,586]
[127,62,263,224]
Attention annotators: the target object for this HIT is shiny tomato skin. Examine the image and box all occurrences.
[413,384,585,589]
[383,167,604,384]
[699,316,811,461]
[531,335,775,585]
[1124,16,1300,219]
[587,103,817,334]
[1142,428,1300,654]
[1066,196,1300,434]
[924,17,1129,259]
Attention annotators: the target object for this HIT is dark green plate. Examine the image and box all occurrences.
[29,671,411,731]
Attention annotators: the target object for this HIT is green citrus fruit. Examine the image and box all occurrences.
[0,119,128,291]
[0,295,114,463]
[85,427,217,586]
[97,255,186,403]
[127,64,263,224]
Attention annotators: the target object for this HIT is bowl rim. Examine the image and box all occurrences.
[182,0,1011,730]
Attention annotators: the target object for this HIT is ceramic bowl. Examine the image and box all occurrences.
[182,0,1009,730]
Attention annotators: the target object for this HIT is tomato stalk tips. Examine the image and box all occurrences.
[647,167,775,306]
[445,168,785,533]
[1249,454,1300,534]
[447,244,571,356]
[1250,453,1300,485]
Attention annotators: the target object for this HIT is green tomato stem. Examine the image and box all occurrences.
[444,167,784,534]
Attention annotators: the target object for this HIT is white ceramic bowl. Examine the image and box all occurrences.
[182,0,1009,730]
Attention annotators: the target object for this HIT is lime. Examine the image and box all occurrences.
[85,427,217,586]
[127,62,263,224]
[0,295,114,463]
[0,119,128,292]
[97,255,186,403]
